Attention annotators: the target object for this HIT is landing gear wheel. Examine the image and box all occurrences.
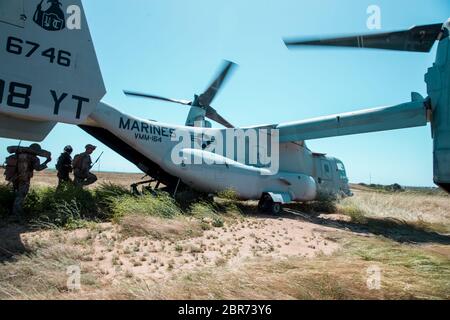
[258,194,272,213]
[258,194,283,215]
[271,202,282,215]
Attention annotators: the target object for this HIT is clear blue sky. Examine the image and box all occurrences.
[1,0,449,186]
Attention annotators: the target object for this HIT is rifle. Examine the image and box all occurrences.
[90,151,104,169]
[16,140,22,154]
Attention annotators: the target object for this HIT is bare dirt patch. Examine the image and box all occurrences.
[14,214,339,286]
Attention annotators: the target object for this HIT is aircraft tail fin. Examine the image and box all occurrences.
[0,0,105,140]
[0,114,55,141]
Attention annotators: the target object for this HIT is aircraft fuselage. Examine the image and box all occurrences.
[88,102,351,202]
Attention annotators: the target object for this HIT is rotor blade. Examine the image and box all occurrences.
[198,60,237,107]
[284,23,444,52]
[123,90,192,106]
[205,106,234,128]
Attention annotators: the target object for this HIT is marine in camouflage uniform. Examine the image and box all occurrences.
[12,144,51,219]
[56,145,73,187]
[73,144,98,187]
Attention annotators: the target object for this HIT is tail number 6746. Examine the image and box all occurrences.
[6,36,71,68]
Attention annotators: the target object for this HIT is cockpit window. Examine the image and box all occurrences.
[336,161,347,180]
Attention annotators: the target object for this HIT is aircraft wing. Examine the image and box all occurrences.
[271,93,429,143]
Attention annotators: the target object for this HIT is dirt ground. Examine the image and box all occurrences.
[21,216,339,283]
[0,170,449,299]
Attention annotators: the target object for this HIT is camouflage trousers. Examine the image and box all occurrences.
[57,173,72,188]
[12,181,30,217]
[74,172,97,187]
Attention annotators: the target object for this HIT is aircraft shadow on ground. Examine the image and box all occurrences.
[280,205,450,245]
[233,202,450,245]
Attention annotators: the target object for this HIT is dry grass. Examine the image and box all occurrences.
[118,215,204,240]
[2,229,448,300]
[0,242,100,299]
[108,234,450,300]
[338,190,450,234]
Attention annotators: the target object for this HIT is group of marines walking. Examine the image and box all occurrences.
[3,143,99,220]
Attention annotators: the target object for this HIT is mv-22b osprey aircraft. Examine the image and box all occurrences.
[0,1,449,214]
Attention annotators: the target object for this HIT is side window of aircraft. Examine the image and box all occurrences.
[321,160,332,180]
[336,161,348,180]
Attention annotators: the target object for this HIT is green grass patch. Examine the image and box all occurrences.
[0,183,240,231]
[189,202,224,230]
[110,191,182,220]
[0,184,14,218]
[217,189,239,201]
[338,202,368,224]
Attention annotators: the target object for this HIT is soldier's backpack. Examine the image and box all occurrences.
[16,153,33,181]
[3,153,32,182]
[72,153,84,170]
[55,154,64,172]
[3,154,18,182]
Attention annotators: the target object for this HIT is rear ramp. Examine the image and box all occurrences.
[79,125,179,189]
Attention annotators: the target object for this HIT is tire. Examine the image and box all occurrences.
[271,202,282,215]
[258,194,273,213]
[257,200,264,212]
